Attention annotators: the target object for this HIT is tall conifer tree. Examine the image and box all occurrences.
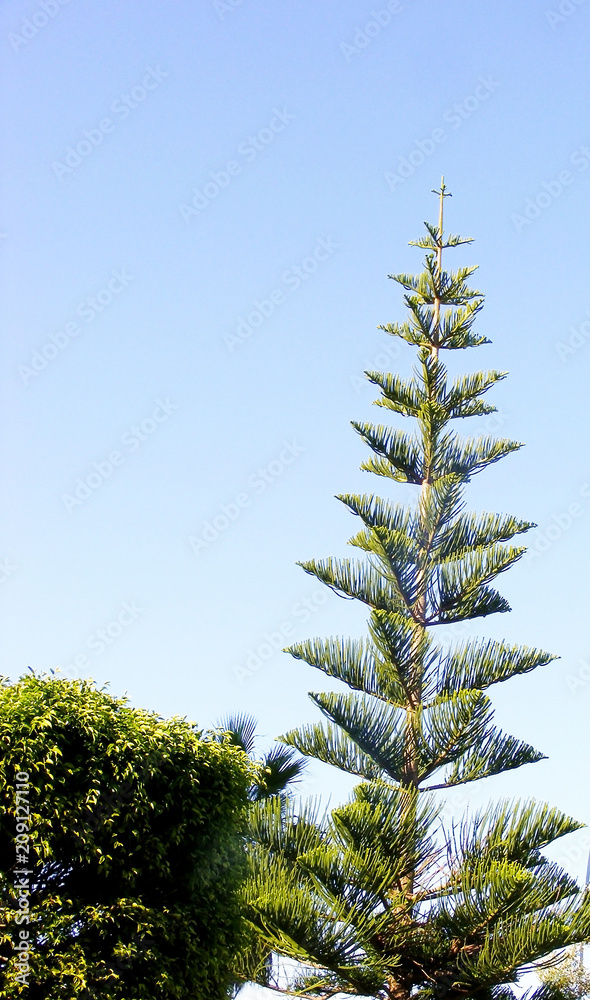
[242,184,590,1000]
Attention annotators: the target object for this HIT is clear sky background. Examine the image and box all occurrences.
[2,2,590,994]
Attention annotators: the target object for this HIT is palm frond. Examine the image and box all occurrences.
[217,711,258,755]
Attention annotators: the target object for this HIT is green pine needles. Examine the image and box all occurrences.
[242,182,590,1000]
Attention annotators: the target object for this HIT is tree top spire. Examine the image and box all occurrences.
[432,175,452,244]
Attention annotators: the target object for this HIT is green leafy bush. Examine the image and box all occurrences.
[0,674,253,999]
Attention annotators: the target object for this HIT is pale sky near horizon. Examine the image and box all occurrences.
[2,2,590,994]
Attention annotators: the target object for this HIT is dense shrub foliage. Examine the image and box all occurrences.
[0,675,253,999]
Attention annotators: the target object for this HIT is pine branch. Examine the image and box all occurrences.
[433,433,523,481]
[353,422,424,484]
[456,800,585,871]
[435,641,556,695]
[366,371,424,417]
[307,691,407,783]
[286,633,408,706]
[247,797,327,864]
[435,512,535,562]
[418,690,494,779]
[409,227,475,250]
[280,721,384,781]
[435,545,527,622]
[297,557,404,612]
[436,731,545,788]
[443,370,507,415]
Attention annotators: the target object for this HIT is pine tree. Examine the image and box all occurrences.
[242,182,590,1000]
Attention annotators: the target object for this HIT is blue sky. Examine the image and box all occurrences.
[2,1,590,992]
